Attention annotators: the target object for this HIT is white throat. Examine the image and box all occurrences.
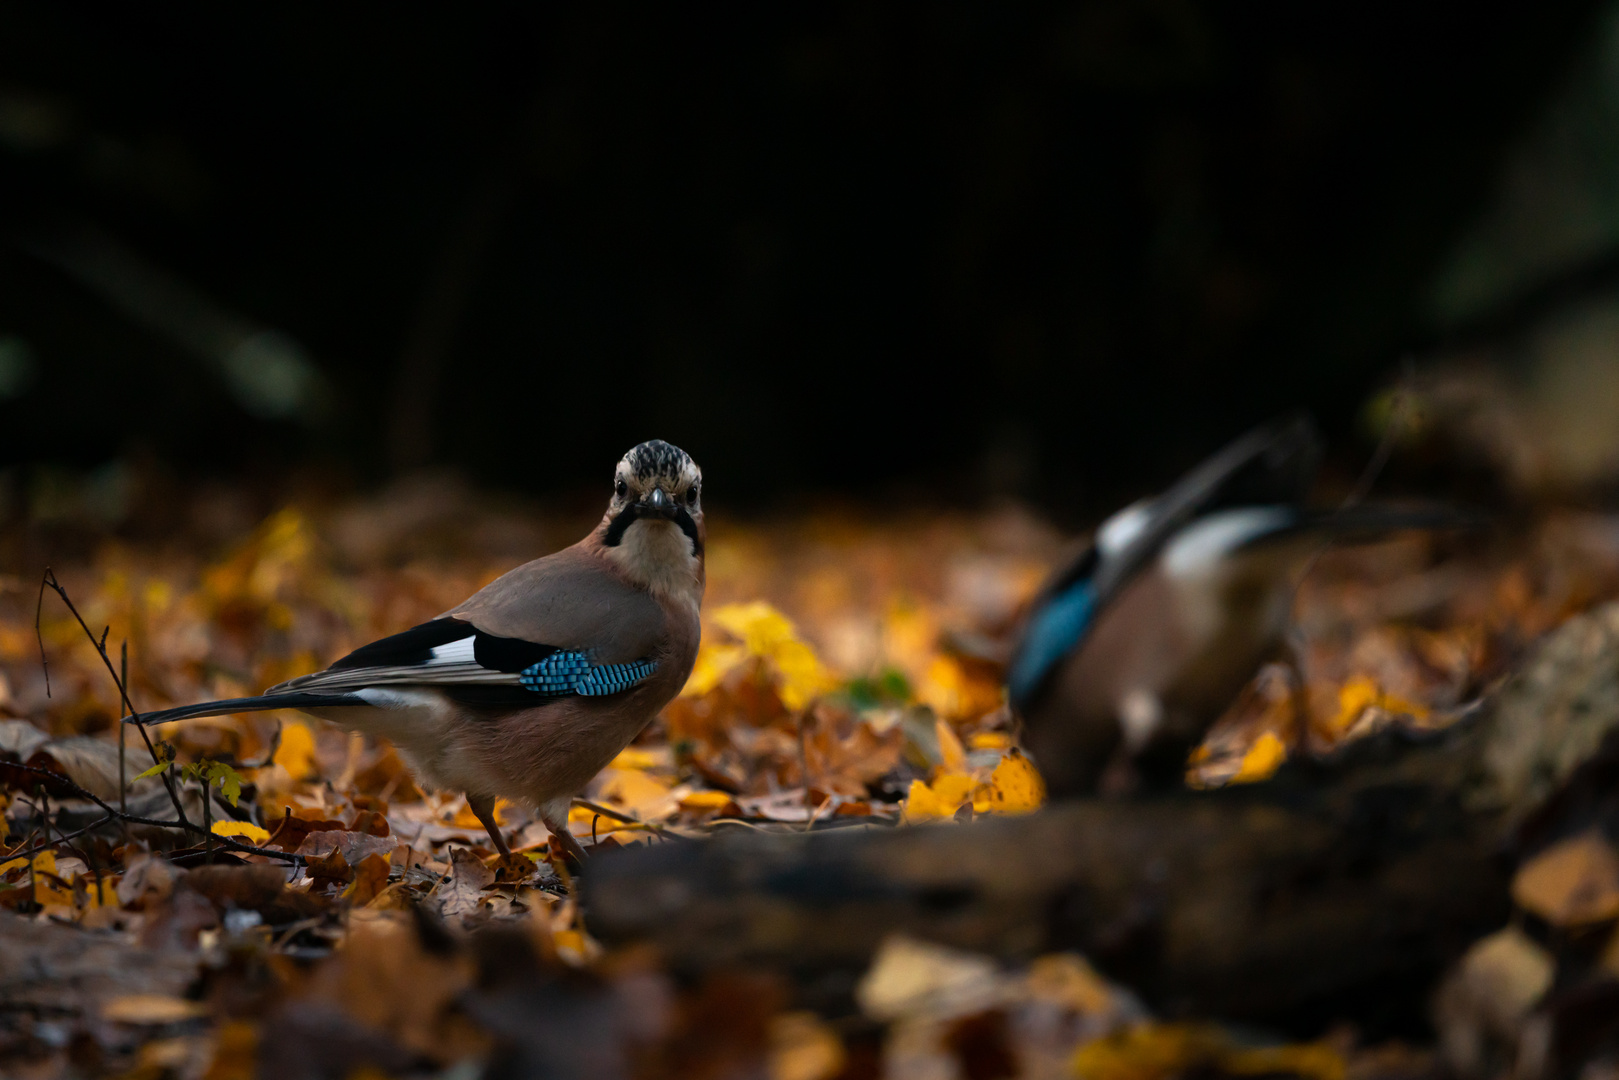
[604,519,703,607]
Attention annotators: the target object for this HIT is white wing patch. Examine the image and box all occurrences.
[429,638,478,664]
[272,631,522,694]
[1161,507,1294,580]
[1096,499,1156,559]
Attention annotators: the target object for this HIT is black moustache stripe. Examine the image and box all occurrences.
[603,505,639,547]
[674,507,703,556]
[603,504,703,557]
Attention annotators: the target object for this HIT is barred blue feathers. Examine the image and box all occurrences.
[520,652,658,697]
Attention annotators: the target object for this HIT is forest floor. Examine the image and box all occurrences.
[3,470,1619,1079]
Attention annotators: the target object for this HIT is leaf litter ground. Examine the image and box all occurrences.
[4,479,1619,1078]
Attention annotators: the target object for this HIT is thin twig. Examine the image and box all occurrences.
[569,796,679,840]
[1,761,303,865]
[119,641,128,818]
[37,569,190,826]
[3,814,119,862]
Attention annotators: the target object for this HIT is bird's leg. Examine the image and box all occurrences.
[466,792,511,856]
[540,811,589,868]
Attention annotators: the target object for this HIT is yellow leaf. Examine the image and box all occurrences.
[918,655,1004,722]
[933,717,967,775]
[679,790,736,811]
[211,820,271,845]
[272,720,318,781]
[1073,1023,1225,1080]
[970,732,1013,751]
[931,772,977,808]
[1224,1042,1345,1080]
[1326,675,1430,739]
[31,851,75,909]
[610,747,659,770]
[706,601,838,709]
[682,641,747,697]
[569,803,634,827]
[901,778,956,822]
[598,769,675,819]
[1230,731,1287,785]
[0,856,26,877]
[451,797,513,829]
[983,749,1046,814]
[713,600,799,654]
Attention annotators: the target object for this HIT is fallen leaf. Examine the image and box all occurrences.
[679,789,742,816]
[438,846,495,918]
[272,720,318,781]
[342,852,392,906]
[981,749,1046,814]
[610,747,661,770]
[204,1019,259,1080]
[1229,731,1287,785]
[598,768,677,820]
[31,851,75,909]
[211,820,271,845]
[856,935,1002,1021]
[103,994,210,1024]
[934,717,968,774]
[902,778,962,822]
[770,1010,846,1080]
[1025,953,1116,1015]
[305,848,353,887]
[1512,833,1619,926]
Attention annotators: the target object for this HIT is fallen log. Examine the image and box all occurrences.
[584,603,1619,1030]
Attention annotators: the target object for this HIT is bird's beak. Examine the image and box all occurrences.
[639,486,679,519]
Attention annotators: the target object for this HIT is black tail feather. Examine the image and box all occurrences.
[1298,503,1489,537]
[122,692,366,725]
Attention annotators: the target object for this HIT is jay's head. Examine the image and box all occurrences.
[601,442,705,594]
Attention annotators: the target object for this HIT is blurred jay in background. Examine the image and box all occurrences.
[1009,415,1462,796]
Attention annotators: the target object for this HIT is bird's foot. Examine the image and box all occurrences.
[466,792,512,857]
[541,812,589,872]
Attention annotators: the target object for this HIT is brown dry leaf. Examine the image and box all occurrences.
[185,864,288,911]
[265,808,345,851]
[1025,953,1116,1015]
[856,935,1003,1022]
[769,1010,846,1080]
[298,912,483,1062]
[438,846,495,918]
[204,1019,259,1080]
[305,847,353,887]
[296,827,396,867]
[103,994,210,1025]
[1512,833,1619,926]
[342,852,392,906]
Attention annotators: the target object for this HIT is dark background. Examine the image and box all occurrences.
[0,4,1603,517]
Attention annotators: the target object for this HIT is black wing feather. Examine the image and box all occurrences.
[328,618,477,669]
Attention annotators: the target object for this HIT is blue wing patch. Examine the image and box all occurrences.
[1007,581,1097,711]
[519,651,658,697]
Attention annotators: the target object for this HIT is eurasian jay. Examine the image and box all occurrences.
[125,440,705,862]
[1008,415,1461,796]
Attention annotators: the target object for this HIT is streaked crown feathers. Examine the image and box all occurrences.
[618,440,701,491]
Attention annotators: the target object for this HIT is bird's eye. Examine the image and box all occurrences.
[686,486,699,506]
[615,479,628,498]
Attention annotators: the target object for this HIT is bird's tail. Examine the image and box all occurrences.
[122,691,365,725]
[1294,503,1487,538]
